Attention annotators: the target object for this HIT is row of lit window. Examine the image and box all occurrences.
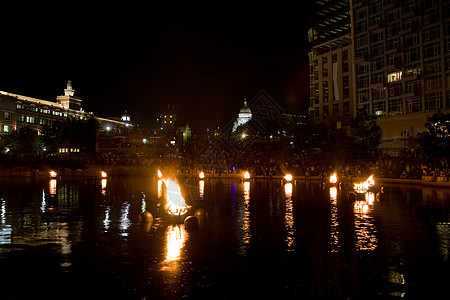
[58,148,80,153]
[15,115,52,125]
[17,103,68,117]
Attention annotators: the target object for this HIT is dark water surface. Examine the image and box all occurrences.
[0,176,449,299]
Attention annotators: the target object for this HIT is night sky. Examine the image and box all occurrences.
[1,3,312,132]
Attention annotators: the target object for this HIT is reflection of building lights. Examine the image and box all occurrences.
[120,202,131,236]
[103,206,111,232]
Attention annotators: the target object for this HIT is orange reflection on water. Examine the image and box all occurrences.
[329,187,339,252]
[354,192,378,251]
[161,224,188,271]
[242,181,251,245]
[49,179,57,195]
[284,183,295,251]
[199,180,205,198]
[157,179,163,198]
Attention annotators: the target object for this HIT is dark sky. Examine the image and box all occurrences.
[1,3,312,132]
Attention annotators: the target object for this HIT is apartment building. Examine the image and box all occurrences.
[308,0,450,154]
[351,0,450,153]
[308,0,354,127]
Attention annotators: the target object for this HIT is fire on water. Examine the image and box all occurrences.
[329,172,338,184]
[162,178,191,216]
[353,175,375,194]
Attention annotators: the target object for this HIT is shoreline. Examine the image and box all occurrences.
[0,165,449,188]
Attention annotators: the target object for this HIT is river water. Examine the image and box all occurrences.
[0,176,449,299]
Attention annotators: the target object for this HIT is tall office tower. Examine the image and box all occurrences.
[308,0,354,127]
[351,0,450,153]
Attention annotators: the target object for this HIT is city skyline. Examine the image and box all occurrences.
[0,3,313,131]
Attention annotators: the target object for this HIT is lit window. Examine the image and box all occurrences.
[387,71,402,83]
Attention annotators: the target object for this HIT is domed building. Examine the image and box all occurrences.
[232,100,252,132]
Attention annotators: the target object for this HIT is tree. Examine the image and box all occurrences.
[351,113,382,158]
[4,127,44,154]
[418,112,450,157]
[43,117,99,154]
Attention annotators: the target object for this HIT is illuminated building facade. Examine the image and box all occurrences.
[159,104,177,133]
[308,0,354,127]
[0,81,132,147]
[232,100,252,132]
[309,0,450,154]
[351,0,450,153]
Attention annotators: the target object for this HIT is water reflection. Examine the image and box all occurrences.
[329,187,339,252]
[235,181,251,255]
[354,192,378,251]
[103,206,112,232]
[157,179,163,198]
[0,197,11,244]
[161,224,188,271]
[101,178,107,196]
[0,178,449,298]
[49,179,57,195]
[199,180,205,198]
[120,202,131,236]
[284,183,295,251]
[436,223,450,261]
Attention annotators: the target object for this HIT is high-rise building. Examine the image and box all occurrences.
[308,0,450,154]
[308,0,354,127]
[351,0,450,153]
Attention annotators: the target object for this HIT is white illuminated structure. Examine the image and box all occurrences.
[232,100,252,132]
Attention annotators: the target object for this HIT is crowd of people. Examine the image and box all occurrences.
[174,140,450,182]
[0,138,449,182]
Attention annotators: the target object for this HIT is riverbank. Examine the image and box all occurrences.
[1,165,449,189]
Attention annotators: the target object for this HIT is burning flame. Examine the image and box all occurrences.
[329,172,338,184]
[284,174,293,182]
[157,169,163,178]
[101,171,107,178]
[353,175,375,194]
[163,179,191,216]
[243,171,251,180]
[49,170,57,178]
[199,171,205,179]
